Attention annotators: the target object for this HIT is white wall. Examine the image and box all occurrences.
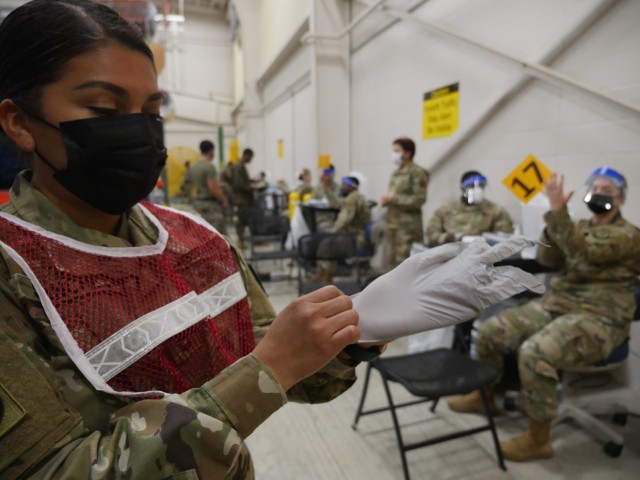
[259,0,311,72]
[157,10,234,137]
[259,84,316,189]
[350,0,640,227]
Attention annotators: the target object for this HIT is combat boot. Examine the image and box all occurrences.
[500,419,553,462]
[448,388,498,416]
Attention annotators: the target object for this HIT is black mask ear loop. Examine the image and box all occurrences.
[21,109,62,172]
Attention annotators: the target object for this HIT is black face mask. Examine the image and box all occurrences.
[584,192,615,215]
[31,113,167,215]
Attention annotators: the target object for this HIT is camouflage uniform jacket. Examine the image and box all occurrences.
[311,181,340,231]
[0,172,358,480]
[425,199,514,246]
[386,161,429,230]
[333,191,371,247]
[294,182,313,198]
[188,158,219,201]
[230,162,254,207]
[311,181,340,208]
[537,206,640,331]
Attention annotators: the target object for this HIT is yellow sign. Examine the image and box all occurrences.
[422,83,459,139]
[318,154,331,170]
[277,139,284,159]
[502,154,552,203]
[229,138,239,164]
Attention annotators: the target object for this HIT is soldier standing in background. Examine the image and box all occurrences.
[449,167,640,462]
[188,140,229,234]
[426,170,513,246]
[230,148,256,248]
[381,137,429,268]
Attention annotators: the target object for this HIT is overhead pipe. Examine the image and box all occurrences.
[301,0,386,43]
[382,3,640,116]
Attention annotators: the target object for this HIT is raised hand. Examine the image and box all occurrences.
[545,173,574,212]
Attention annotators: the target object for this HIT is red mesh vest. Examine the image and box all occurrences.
[0,202,255,397]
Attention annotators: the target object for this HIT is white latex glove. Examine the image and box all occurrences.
[353,236,545,342]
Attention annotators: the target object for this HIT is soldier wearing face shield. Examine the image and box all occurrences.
[425,171,514,246]
[449,167,640,463]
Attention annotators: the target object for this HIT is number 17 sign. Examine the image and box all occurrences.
[502,154,551,203]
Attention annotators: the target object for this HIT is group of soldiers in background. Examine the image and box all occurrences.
[179,140,256,248]
[178,137,639,465]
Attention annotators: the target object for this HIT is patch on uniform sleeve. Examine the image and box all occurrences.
[0,382,26,439]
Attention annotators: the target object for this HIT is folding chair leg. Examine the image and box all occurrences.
[430,398,440,413]
[352,363,373,429]
[480,388,506,471]
[380,373,412,480]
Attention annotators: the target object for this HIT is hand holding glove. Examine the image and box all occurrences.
[353,236,545,342]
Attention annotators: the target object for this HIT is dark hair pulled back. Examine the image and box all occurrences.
[0,0,153,116]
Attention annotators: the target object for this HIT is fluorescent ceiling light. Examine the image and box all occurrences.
[154,13,185,23]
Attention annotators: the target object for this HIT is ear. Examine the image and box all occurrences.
[0,99,35,153]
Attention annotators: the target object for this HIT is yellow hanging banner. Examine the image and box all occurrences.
[422,82,459,139]
[277,139,284,159]
[229,138,239,164]
[318,154,332,170]
[502,154,552,203]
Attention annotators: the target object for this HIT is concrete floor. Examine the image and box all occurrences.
[243,274,640,480]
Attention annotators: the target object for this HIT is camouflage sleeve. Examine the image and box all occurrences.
[492,206,514,234]
[542,206,640,266]
[536,225,565,269]
[425,206,448,246]
[390,169,429,211]
[325,187,340,208]
[333,196,356,232]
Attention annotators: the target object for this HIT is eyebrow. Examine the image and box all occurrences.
[73,80,163,102]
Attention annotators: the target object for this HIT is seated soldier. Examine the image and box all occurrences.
[426,170,513,246]
[295,168,314,198]
[448,167,640,462]
[311,165,341,232]
[312,176,371,283]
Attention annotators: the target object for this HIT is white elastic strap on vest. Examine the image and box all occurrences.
[86,272,246,382]
[0,209,169,258]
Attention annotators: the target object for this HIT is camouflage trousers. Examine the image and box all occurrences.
[384,227,423,268]
[476,299,627,422]
[192,199,227,235]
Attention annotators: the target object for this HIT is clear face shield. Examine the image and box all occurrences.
[461,174,488,205]
[583,167,626,215]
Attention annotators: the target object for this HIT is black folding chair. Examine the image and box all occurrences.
[352,348,506,480]
[297,232,362,295]
[245,210,296,277]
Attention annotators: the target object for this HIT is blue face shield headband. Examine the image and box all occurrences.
[461,174,488,189]
[586,167,627,193]
[341,176,358,189]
